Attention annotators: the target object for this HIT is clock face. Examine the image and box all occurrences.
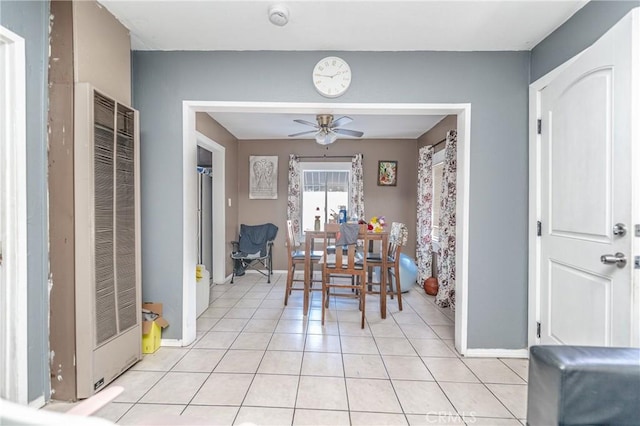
[312,57,351,98]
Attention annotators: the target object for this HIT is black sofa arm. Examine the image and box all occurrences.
[527,345,640,426]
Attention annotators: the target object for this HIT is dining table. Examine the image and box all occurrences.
[302,227,390,319]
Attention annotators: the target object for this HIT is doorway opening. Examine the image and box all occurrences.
[182,101,471,355]
[196,146,213,317]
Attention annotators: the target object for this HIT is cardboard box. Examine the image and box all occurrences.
[142,302,169,354]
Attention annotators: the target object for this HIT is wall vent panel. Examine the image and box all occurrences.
[75,84,141,397]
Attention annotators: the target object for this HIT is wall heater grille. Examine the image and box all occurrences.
[75,84,141,398]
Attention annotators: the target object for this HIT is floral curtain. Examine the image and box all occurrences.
[416,146,434,286]
[287,154,301,242]
[436,130,457,310]
[350,153,365,221]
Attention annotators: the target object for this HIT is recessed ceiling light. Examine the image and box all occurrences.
[268,4,289,27]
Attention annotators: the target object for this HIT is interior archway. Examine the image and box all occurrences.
[182,101,471,355]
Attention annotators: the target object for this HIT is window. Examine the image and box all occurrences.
[432,150,445,241]
[300,162,350,232]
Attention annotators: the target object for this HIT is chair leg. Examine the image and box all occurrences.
[321,270,326,325]
[284,265,293,306]
[267,257,272,283]
[360,278,366,329]
[367,266,374,292]
[324,286,330,308]
[390,268,403,311]
[291,264,296,295]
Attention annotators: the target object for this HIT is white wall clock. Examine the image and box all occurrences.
[312,56,352,98]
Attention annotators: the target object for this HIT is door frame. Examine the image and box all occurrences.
[528,8,640,348]
[182,101,472,355]
[0,25,28,403]
[196,132,226,284]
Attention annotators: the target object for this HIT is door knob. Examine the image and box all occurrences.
[613,223,627,237]
[600,252,627,268]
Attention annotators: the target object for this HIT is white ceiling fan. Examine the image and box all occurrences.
[288,114,364,145]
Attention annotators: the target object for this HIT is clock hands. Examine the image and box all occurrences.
[314,70,347,79]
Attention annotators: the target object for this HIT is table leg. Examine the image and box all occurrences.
[380,235,388,319]
[303,234,311,315]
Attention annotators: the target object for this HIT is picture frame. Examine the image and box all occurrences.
[249,155,278,199]
[377,160,398,186]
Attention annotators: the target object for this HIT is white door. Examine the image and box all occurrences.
[0,25,28,403]
[539,11,638,346]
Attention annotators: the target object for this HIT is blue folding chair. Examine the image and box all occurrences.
[230,223,278,283]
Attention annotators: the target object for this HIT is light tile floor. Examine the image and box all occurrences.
[47,271,529,425]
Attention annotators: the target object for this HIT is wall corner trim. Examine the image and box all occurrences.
[464,348,529,359]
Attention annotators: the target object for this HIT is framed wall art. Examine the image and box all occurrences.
[377,160,397,186]
[249,155,278,199]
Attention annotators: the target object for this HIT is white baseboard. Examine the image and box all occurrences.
[213,274,233,284]
[228,270,286,284]
[160,338,183,347]
[240,269,286,274]
[464,348,529,358]
[28,395,45,408]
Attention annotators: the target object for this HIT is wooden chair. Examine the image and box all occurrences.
[367,222,408,312]
[284,220,321,306]
[321,223,369,329]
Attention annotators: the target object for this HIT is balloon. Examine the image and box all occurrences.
[393,253,419,293]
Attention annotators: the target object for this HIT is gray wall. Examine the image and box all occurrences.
[133,50,530,348]
[531,0,640,82]
[0,0,50,403]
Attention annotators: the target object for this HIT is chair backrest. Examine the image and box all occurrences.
[238,223,278,256]
[323,223,368,273]
[388,222,408,262]
[286,220,298,249]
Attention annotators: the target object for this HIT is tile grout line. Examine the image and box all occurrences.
[113,273,526,425]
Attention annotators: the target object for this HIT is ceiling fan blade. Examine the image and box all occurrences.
[293,119,318,128]
[333,128,364,138]
[331,116,353,128]
[288,130,317,137]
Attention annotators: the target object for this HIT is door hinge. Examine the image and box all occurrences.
[635,224,640,237]
[537,119,542,135]
[537,221,542,237]
[536,322,541,338]
[634,256,640,270]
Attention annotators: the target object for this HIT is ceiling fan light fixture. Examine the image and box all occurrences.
[315,128,337,145]
[268,4,289,26]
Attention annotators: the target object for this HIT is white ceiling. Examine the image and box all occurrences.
[99,0,586,52]
[98,0,586,140]
[211,112,447,140]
